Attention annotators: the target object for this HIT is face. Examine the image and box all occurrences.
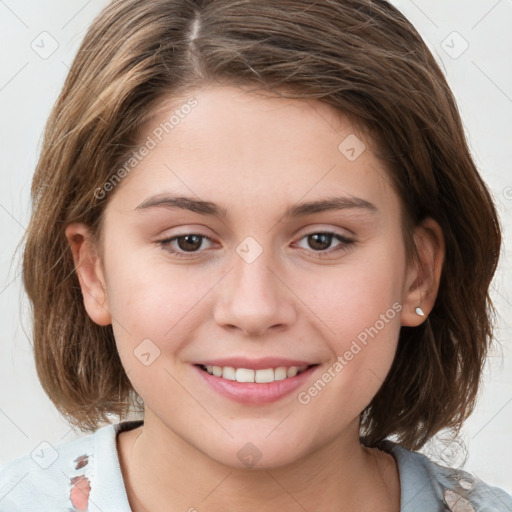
[69,84,438,469]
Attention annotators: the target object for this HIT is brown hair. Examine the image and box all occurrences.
[21,0,501,450]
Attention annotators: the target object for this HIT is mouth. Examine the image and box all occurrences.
[193,363,320,405]
[195,363,317,383]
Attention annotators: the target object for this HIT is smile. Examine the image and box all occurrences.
[194,363,319,404]
[198,364,312,383]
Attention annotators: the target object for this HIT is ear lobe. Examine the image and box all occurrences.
[65,223,112,326]
[401,217,445,327]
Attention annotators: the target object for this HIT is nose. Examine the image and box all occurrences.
[213,245,297,337]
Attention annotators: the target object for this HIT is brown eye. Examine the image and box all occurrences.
[307,233,334,251]
[294,231,355,258]
[175,234,203,252]
[157,234,213,257]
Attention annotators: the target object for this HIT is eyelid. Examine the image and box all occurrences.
[296,221,355,235]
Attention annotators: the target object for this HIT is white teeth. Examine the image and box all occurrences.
[235,368,254,382]
[287,367,298,378]
[255,368,274,383]
[222,366,236,380]
[274,367,288,381]
[202,364,310,383]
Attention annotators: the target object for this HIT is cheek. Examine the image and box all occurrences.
[104,248,232,392]
[103,248,189,364]
[302,237,405,338]
[104,238,193,324]
[106,265,195,405]
[295,240,405,402]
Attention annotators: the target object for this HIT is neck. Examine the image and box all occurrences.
[117,413,400,512]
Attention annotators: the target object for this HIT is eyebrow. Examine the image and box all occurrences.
[134,194,378,218]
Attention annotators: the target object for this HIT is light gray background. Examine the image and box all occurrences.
[1,0,511,495]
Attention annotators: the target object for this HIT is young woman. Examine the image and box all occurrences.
[1,1,510,510]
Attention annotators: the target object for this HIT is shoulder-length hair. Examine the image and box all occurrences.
[21,0,501,450]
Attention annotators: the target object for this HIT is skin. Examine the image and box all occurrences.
[66,84,444,512]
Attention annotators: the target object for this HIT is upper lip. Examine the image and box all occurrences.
[195,357,318,370]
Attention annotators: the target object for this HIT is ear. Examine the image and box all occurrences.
[65,223,112,326]
[401,217,445,327]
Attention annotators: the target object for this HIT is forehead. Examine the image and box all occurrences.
[105,84,398,220]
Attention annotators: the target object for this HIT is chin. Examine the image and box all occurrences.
[202,434,312,471]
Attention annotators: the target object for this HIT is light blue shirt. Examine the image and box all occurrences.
[1,420,511,511]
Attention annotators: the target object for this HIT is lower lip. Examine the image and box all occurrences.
[193,365,318,405]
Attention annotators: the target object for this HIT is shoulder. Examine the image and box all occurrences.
[0,420,140,512]
[379,441,512,512]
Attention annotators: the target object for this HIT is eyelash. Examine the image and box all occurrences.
[157,231,355,259]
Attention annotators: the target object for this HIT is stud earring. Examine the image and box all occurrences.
[415,287,426,317]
